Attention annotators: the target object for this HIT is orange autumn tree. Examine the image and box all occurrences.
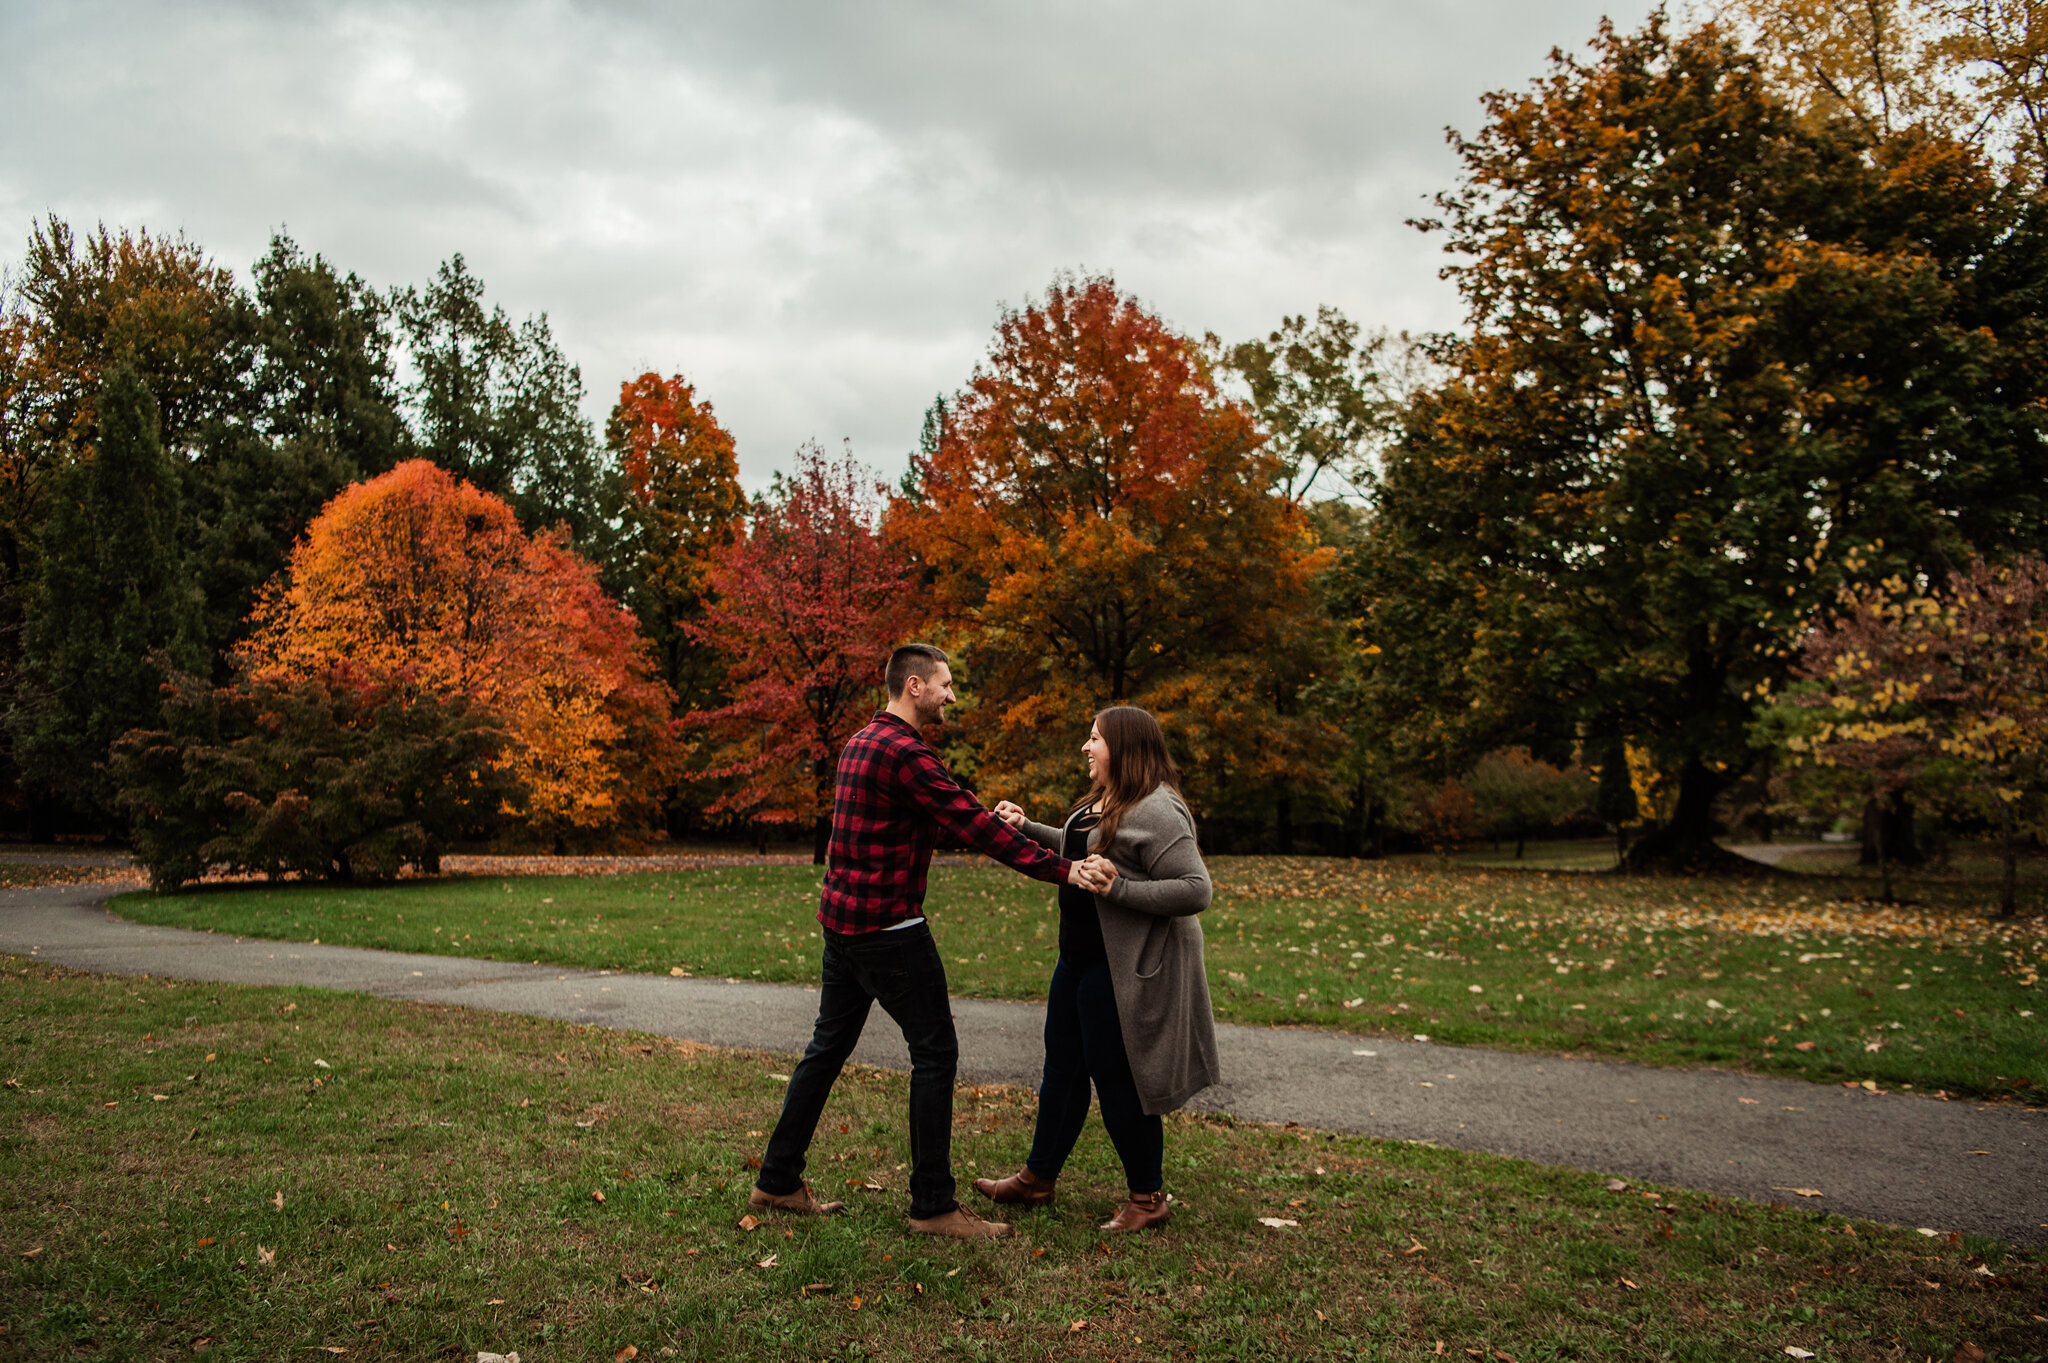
[242,459,678,840]
[890,274,1338,819]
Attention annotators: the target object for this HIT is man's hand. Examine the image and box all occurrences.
[992,799,1027,830]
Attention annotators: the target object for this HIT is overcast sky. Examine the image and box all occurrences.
[1,0,1652,488]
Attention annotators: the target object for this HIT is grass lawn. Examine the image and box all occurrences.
[3,957,2041,1362]
[113,858,2048,1101]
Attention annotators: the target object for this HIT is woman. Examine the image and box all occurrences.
[976,705,1219,1232]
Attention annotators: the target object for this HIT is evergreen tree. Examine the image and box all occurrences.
[12,361,202,822]
[394,255,623,561]
[185,233,412,660]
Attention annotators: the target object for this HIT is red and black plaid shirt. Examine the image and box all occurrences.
[819,711,1071,934]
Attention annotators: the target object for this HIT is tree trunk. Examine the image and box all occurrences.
[1859,794,1922,868]
[1515,834,1526,859]
[1997,797,2018,920]
[1277,792,1294,856]
[1873,795,1893,904]
[812,756,833,867]
[1345,776,1369,858]
[1622,759,1744,872]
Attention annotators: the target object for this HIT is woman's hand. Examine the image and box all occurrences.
[1077,853,1119,892]
[992,799,1027,830]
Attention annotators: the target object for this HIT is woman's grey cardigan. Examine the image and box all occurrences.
[1021,785,1220,1116]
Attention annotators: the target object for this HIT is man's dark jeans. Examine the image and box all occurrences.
[757,921,960,1219]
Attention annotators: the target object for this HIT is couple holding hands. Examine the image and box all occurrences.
[748,643,1219,1238]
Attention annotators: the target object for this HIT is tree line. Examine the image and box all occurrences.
[4,2,2046,885]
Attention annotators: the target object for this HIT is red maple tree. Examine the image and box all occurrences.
[687,443,922,861]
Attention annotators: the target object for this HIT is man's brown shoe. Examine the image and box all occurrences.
[907,1205,1013,1239]
[1099,1190,1170,1233]
[972,1166,1056,1207]
[748,1183,845,1216]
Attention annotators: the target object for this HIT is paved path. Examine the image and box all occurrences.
[4,883,2043,1246]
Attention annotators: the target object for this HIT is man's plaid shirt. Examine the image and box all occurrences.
[819,711,1072,934]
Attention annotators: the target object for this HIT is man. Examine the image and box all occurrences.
[749,643,1109,1238]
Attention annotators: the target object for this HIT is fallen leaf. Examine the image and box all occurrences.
[1794,1041,1816,1051]
[1953,1345,1986,1363]
[737,1214,760,1232]
[615,1347,639,1362]
[196,1237,215,1247]
[486,1298,505,1305]
[272,1191,284,1211]
[591,1190,605,1203]
[1603,1179,1629,1193]
[850,1295,862,1311]
[1255,1218,1298,1228]
[756,1254,778,1269]
[20,1246,42,1260]
[669,967,688,977]
[1068,1320,1089,1334]
[1784,1350,1815,1360]
[945,1267,959,1277]
[1737,1098,1759,1105]
[802,1282,833,1296]
[1315,1308,1326,1321]
[1620,1277,1639,1290]
[152,1093,169,1102]
[1771,1187,1823,1198]
[257,1246,275,1265]
[313,1059,330,1069]
[1404,1236,1427,1255]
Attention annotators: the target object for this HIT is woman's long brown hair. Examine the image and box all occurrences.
[1068,706,1185,856]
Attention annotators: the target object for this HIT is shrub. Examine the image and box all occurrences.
[112,664,519,891]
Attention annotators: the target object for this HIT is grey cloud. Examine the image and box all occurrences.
[2,0,1650,485]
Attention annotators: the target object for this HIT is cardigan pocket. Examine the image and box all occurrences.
[1133,918,1173,980]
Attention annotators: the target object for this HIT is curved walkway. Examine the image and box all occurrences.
[4,881,2043,1246]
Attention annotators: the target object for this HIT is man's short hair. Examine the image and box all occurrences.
[885,643,948,697]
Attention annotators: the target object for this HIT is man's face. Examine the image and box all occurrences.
[906,663,956,725]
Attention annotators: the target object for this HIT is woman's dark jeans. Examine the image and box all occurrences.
[1024,957,1164,1193]
[757,922,960,1219]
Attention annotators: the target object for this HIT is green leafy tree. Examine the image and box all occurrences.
[11,362,203,821]
[1348,15,2048,868]
[1217,307,1401,503]
[186,233,412,658]
[394,254,622,557]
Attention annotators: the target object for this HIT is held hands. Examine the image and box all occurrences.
[1072,853,1118,894]
[992,799,1027,830]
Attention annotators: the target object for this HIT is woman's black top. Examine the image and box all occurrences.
[1057,808,1106,968]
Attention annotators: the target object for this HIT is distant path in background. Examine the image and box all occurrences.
[1726,842,1848,868]
[3,880,2042,1246]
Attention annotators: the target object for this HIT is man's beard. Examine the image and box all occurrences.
[915,696,947,726]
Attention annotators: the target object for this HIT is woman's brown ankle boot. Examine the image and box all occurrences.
[972,1166,1057,1207]
[1100,1189,1170,1232]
